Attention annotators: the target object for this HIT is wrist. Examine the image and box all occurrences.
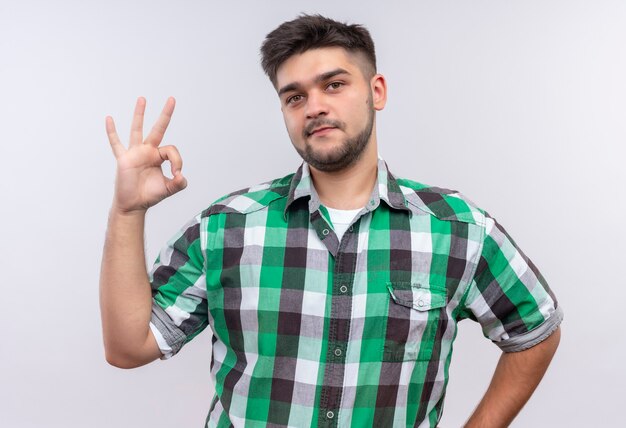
[110,204,148,218]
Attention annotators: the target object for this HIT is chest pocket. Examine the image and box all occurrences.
[382,281,448,362]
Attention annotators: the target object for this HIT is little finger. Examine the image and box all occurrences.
[105,116,126,159]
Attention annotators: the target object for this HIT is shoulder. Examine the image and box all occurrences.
[200,172,294,218]
[395,176,487,226]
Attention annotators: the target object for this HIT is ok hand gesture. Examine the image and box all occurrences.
[106,97,187,214]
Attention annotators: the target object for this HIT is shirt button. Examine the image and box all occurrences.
[322,228,329,236]
[326,411,334,419]
[349,226,354,232]
[334,348,342,356]
[369,200,375,206]
[339,285,348,293]
[417,299,425,308]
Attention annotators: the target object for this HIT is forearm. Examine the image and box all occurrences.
[464,327,561,428]
[99,206,160,368]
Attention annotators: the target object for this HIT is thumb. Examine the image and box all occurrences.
[165,171,188,196]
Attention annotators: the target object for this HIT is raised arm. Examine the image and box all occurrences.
[464,327,561,427]
[99,97,187,368]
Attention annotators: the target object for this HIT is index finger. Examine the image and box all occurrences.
[145,97,176,147]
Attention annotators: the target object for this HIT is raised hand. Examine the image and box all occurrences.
[106,97,187,214]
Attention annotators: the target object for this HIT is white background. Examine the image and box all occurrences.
[1,1,624,426]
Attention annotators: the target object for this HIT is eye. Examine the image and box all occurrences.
[327,81,344,91]
[286,94,303,105]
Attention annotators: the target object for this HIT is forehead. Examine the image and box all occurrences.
[275,47,365,89]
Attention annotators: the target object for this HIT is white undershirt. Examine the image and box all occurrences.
[325,206,363,241]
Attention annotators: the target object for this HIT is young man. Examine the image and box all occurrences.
[101,14,563,428]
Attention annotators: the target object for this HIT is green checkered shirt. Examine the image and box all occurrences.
[149,158,563,428]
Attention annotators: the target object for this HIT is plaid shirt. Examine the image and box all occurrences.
[149,158,563,428]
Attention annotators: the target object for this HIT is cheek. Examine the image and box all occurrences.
[283,114,301,137]
[344,94,369,123]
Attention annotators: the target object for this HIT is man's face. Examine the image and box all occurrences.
[275,47,385,172]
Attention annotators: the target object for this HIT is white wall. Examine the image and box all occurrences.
[1,1,623,426]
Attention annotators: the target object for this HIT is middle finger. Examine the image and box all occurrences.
[145,97,176,147]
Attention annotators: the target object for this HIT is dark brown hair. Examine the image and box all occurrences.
[260,14,377,86]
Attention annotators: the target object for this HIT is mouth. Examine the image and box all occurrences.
[308,126,337,137]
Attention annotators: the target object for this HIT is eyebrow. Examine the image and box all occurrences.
[277,68,351,97]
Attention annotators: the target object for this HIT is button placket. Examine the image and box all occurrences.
[318,214,355,427]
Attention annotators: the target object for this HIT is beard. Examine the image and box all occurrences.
[293,97,375,173]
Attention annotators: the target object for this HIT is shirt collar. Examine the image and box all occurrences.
[284,157,412,220]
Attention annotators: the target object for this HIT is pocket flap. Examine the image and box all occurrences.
[386,282,446,311]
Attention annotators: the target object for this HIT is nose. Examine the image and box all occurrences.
[305,90,329,119]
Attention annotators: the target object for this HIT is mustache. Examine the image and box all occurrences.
[303,119,344,138]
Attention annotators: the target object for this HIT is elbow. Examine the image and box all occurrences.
[101,328,161,368]
[104,348,150,369]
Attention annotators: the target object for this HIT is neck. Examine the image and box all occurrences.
[309,138,379,210]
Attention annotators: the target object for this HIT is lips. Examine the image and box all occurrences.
[309,126,336,136]
[304,119,343,138]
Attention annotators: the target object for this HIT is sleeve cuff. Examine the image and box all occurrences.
[149,322,174,360]
[150,303,187,358]
[496,305,564,353]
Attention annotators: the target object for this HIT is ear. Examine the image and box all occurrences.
[370,74,387,111]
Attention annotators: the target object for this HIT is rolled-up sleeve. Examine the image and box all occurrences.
[460,214,563,352]
[148,212,209,359]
